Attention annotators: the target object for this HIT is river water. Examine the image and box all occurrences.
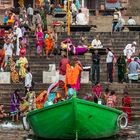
[0,121,140,140]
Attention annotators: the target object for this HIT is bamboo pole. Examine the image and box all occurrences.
[67,0,71,59]
[67,0,71,36]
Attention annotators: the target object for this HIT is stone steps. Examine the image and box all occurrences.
[1,31,140,119]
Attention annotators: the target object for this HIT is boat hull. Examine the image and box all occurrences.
[27,98,123,139]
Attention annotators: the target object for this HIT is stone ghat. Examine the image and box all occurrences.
[1,31,140,119]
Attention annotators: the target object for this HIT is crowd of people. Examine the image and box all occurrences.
[0,1,138,124]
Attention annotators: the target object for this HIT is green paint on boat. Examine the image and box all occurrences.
[27,98,124,139]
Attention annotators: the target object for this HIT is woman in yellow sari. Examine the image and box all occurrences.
[18,56,28,79]
[9,57,19,83]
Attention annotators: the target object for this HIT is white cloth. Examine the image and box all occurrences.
[71,3,77,13]
[123,44,135,59]
[15,27,22,38]
[27,7,34,15]
[4,43,14,56]
[76,13,87,25]
[106,51,114,63]
[127,19,136,25]
[25,72,32,88]
[91,39,103,48]
[15,27,22,56]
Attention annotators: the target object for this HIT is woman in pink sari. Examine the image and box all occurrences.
[36,24,44,56]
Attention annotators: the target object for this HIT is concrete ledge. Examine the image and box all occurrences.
[0,72,10,84]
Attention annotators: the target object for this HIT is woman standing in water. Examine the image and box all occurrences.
[10,89,20,122]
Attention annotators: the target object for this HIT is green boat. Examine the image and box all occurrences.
[27,98,128,139]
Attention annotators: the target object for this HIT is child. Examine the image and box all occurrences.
[92,82,103,104]
[67,84,76,99]
[3,11,8,25]
[19,97,29,116]
[122,92,131,123]
[0,105,9,121]
[106,90,116,108]
[25,87,36,111]
[102,88,110,105]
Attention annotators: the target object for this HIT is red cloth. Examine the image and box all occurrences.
[122,96,131,123]
[106,0,118,3]
[20,47,26,57]
[59,58,70,75]
[0,49,5,67]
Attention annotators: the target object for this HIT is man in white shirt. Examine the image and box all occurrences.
[127,17,136,25]
[27,4,34,26]
[106,48,114,83]
[76,9,87,25]
[123,41,136,59]
[4,38,14,63]
[91,35,103,48]
[25,67,32,92]
[14,26,22,56]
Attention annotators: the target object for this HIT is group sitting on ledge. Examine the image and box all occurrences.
[61,35,104,55]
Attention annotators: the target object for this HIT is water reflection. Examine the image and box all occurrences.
[0,121,140,140]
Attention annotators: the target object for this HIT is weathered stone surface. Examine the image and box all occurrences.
[43,71,59,83]
[0,72,10,84]
[48,64,56,71]
[81,71,89,83]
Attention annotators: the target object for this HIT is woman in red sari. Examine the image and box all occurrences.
[122,92,131,123]
[0,48,5,72]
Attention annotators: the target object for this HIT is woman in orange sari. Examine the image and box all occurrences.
[36,90,48,109]
[66,57,83,92]
[44,33,53,59]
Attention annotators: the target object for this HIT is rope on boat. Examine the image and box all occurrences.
[117,113,128,129]
[75,130,78,140]
[22,116,30,131]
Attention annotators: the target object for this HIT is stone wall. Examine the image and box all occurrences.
[126,0,140,16]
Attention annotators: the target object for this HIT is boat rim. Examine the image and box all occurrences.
[27,98,123,118]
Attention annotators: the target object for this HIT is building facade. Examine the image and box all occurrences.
[0,0,34,9]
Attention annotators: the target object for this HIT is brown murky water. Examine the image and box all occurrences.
[0,121,140,140]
